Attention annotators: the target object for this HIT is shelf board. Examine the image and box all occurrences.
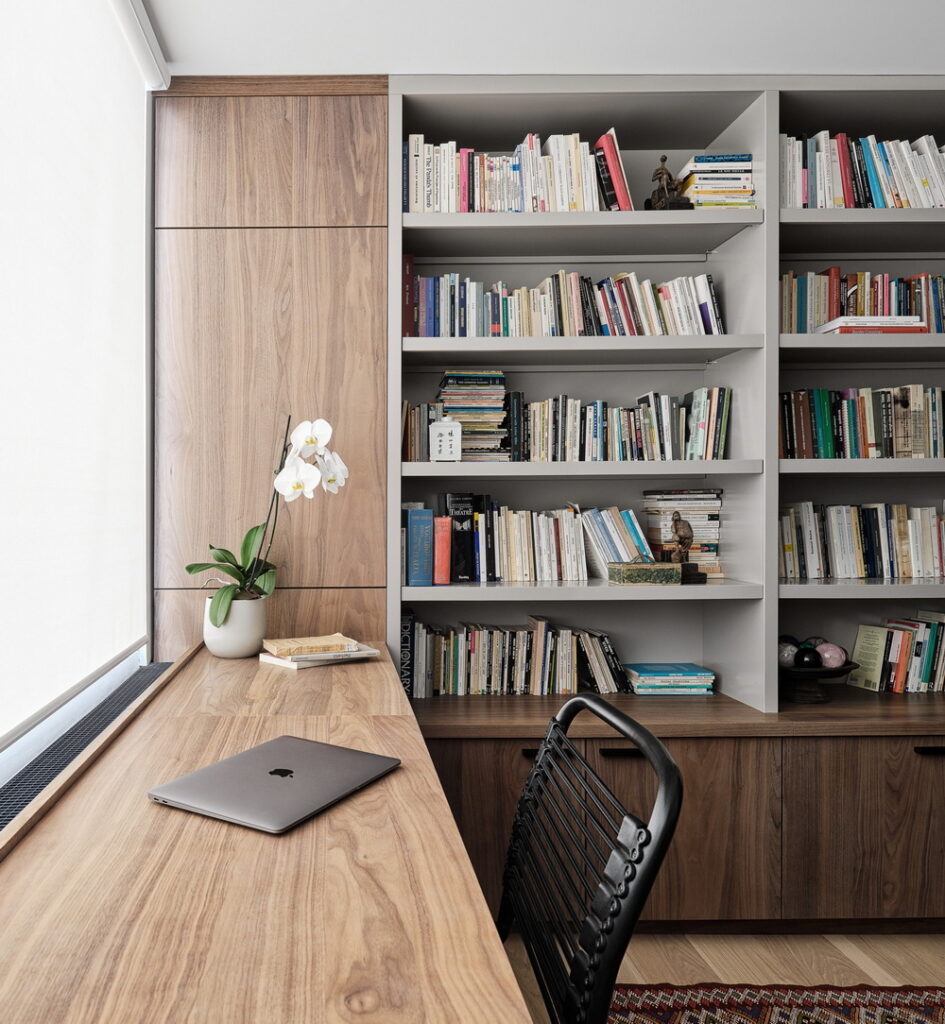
[403,210,763,258]
[780,458,945,475]
[780,579,945,599]
[403,578,761,601]
[780,208,945,254]
[780,334,945,365]
[403,335,763,367]
[403,459,762,479]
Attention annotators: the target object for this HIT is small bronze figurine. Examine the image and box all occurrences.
[670,510,693,563]
[644,155,694,210]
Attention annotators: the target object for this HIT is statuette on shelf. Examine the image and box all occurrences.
[644,155,693,210]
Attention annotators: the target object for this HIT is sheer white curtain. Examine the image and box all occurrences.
[0,3,150,745]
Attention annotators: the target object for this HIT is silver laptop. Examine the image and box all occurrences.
[148,735,401,834]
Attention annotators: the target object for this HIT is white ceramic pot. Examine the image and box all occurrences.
[203,595,267,658]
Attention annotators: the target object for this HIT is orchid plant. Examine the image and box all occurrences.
[186,416,348,627]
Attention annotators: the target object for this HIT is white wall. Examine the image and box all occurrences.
[0,3,150,744]
[146,0,945,75]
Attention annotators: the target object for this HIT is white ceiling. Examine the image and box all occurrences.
[144,0,945,77]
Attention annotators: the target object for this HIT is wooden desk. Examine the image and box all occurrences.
[0,648,531,1024]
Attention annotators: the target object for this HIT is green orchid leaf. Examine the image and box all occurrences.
[240,523,267,568]
[208,585,239,627]
[253,569,276,596]
[185,562,246,584]
[209,546,239,566]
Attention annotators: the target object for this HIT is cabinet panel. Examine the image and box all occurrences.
[426,739,538,916]
[783,736,945,919]
[155,95,387,227]
[587,737,782,920]
[154,228,385,590]
[153,588,386,663]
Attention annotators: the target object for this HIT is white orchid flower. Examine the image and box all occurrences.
[274,454,321,501]
[290,418,333,458]
[317,450,348,493]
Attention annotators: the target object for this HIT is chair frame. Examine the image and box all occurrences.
[497,693,683,1024]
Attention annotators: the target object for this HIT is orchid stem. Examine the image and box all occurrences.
[246,414,291,591]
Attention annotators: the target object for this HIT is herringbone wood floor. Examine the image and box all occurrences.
[505,933,945,1024]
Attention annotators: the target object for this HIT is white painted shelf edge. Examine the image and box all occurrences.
[403,460,762,478]
[403,579,762,601]
[780,459,945,474]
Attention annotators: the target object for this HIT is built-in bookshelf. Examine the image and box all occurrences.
[387,75,945,715]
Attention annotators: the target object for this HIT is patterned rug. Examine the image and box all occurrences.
[609,984,945,1024]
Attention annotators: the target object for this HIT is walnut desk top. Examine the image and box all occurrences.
[0,647,531,1024]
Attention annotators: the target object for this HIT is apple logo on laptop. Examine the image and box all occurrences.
[269,768,294,778]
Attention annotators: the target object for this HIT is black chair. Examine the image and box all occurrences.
[497,693,683,1024]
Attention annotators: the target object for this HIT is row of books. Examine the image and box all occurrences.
[849,612,945,693]
[624,663,715,695]
[403,130,634,214]
[403,262,727,337]
[401,499,590,586]
[779,385,945,460]
[513,387,730,463]
[779,501,944,582]
[780,267,943,333]
[399,612,628,697]
[403,387,732,464]
[677,154,755,207]
[780,132,945,209]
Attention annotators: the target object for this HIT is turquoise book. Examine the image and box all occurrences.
[624,663,714,677]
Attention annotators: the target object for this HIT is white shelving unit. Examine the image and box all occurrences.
[388,75,945,714]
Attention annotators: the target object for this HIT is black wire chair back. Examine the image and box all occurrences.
[497,694,683,1024]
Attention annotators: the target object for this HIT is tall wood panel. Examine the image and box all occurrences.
[155,228,385,590]
[154,84,387,661]
[155,95,387,227]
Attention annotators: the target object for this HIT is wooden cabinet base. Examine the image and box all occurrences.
[153,587,386,662]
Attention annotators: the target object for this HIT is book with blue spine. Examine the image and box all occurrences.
[406,509,434,586]
[624,662,715,678]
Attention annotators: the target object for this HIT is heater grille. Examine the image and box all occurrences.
[0,663,170,830]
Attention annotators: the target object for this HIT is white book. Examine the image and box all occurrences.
[259,644,380,671]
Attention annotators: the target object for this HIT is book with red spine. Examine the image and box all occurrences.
[593,129,633,211]
[433,516,452,585]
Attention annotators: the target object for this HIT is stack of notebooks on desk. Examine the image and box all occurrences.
[623,662,716,695]
[260,633,379,671]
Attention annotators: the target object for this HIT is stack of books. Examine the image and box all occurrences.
[404,265,726,338]
[401,494,588,586]
[779,267,941,333]
[259,634,379,671]
[403,129,633,214]
[676,153,755,206]
[779,501,944,581]
[623,662,716,695]
[848,612,945,693]
[779,384,945,459]
[643,489,724,578]
[399,611,627,697]
[437,369,509,461]
[780,131,945,209]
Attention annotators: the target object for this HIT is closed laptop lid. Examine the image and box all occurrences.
[148,735,401,834]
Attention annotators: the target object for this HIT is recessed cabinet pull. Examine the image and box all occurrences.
[913,746,945,756]
[599,747,645,759]
[521,747,539,759]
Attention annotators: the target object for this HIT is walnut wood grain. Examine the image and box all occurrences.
[588,738,782,920]
[411,688,945,739]
[158,76,388,97]
[426,739,537,915]
[155,96,386,227]
[153,588,386,663]
[0,652,530,1023]
[783,735,945,919]
[154,228,385,592]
